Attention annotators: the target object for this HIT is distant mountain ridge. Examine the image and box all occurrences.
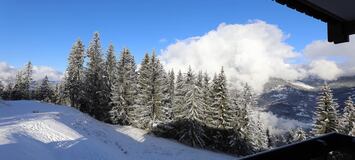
[258,76,355,123]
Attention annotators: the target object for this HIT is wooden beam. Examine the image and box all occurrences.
[275,0,354,44]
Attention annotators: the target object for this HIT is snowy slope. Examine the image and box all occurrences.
[0,101,234,160]
[289,81,314,90]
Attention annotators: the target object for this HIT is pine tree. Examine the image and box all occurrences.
[148,53,165,127]
[23,61,33,99]
[229,89,247,146]
[159,69,174,123]
[176,67,206,148]
[37,76,54,102]
[53,81,68,105]
[351,123,355,136]
[173,70,184,121]
[131,52,164,129]
[110,48,137,125]
[0,81,4,99]
[83,32,110,121]
[230,83,266,154]
[208,67,233,129]
[12,71,26,100]
[52,84,60,104]
[266,129,272,148]
[11,62,33,100]
[205,74,220,128]
[196,71,203,88]
[131,53,151,128]
[312,84,340,136]
[232,88,248,130]
[182,67,205,121]
[292,127,306,142]
[233,84,256,133]
[166,70,175,120]
[254,116,268,150]
[105,43,117,90]
[104,44,117,123]
[65,39,85,109]
[201,72,211,122]
[341,96,354,135]
[2,82,13,100]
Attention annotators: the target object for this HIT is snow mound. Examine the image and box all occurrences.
[0,100,233,160]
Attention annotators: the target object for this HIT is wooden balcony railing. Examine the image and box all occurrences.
[240,132,355,160]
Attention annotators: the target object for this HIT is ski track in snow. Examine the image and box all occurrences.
[0,100,235,160]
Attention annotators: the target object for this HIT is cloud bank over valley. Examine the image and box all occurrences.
[160,20,354,92]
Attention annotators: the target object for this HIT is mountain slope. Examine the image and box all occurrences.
[0,101,234,160]
[259,76,355,123]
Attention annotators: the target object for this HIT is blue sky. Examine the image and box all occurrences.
[0,0,326,72]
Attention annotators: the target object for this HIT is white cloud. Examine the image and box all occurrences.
[304,36,355,58]
[32,66,63,81]
[309,59,343,80]
[0,62,17,82]
[0,61,63,82]
[256,111,310,135]
[304,35,355,76]
[160,20,305,92]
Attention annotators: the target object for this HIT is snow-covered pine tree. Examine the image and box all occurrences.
[104,44,117,123]
[148,53,165,127]
[131,53,151,128]
[246,113,268,151]
[83,32,110,121]
[233,84,256,135]
[196,71,203,88]
[176,67,206,147]
[12,69,25,100]
[266,128,272,148]
[247,86,268,151]
[53,81,68,105]
[341,96,354,135]
[105,44,117,88]
[110,48,137,125]
[201,72,211,122]
[182,67,205,121]
[158,68,173,123]
[65,39,85,109]
[166,70,175,120]
[12,62,33,100]
[205,74,220,128]
[230,83,267,154]
[241,83,257,110]
[229,88,251,153]
[232,88,247,129]
[208,67,233,129]
[172,70,185,121]
[37,76,54,102]
[22,61,33,99]
[52,83,60,104]
[292,127,307,142]
[131,52,164,129]
[196,71,207,121]
[2,82,13,100]
[312,83,340,136]
[351,122,355,136]
[0,81,4,99]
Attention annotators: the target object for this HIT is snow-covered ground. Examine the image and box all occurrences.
[0,100,234,160]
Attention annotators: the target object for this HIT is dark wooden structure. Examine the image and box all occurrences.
[240,132,355,160]
[275,0,355,44]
